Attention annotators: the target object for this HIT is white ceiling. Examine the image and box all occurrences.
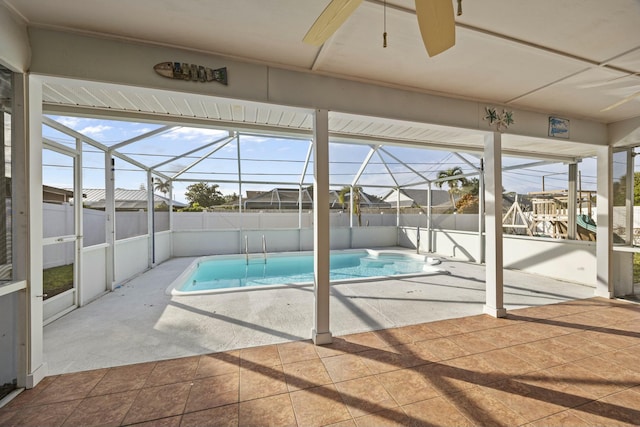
[4,0,640,160]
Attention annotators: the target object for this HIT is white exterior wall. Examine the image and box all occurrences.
[399,226,597,285]
[0,293,18,386]
[171,226,399,257]
[114,236,149,284]
[432,230,482,262]
[81,244,108,304]
[351,226,397,248]
[172,230,240,256]
[43,292,74,324]
[0,5,30,72]
[154,231,172,264]
[503,236,596,285]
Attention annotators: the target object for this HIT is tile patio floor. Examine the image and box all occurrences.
[2,297,640,426]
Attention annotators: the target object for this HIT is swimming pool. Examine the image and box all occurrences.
[168,249,444,295]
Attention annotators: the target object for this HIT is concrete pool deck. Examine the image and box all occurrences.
[44,250,597,375]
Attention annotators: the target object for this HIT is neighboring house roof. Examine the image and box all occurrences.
[382,189,451,209]
[244,188,314,209]
[242,188,391,209]
[43,185,75,204]
[81,188,187,210]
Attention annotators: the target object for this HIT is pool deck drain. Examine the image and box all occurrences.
[44,249,596,375]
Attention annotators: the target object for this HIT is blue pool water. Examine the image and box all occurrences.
[171,250,439,295]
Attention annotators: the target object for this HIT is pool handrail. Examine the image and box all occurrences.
[245,235,249,265]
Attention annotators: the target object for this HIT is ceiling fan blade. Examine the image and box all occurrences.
[303,0,363,46]
[415,0,455,57]
[600,90,640,112]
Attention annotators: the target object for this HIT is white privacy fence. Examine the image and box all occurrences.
[43,203,169,268]
[43,205,482,268]
[171,212,480,231]
[44,205,482,245]
[43,203,170,246]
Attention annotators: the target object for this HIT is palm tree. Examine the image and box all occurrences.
[153,178,171,196]
[436,167,468,212]
[338,185,362,226]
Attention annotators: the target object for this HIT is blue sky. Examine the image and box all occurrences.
[41,115,599,204]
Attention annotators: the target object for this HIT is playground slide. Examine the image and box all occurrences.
[576,214,597,241]
[577,214,597,233]
[576,215,626,243]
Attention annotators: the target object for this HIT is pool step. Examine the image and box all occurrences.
[359,256,399,269]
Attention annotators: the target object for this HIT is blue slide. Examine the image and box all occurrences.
[577,214,597,233]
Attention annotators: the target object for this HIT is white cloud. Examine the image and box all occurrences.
[55,116,82,128]
[79,124,113,137]
[161,127,228,141]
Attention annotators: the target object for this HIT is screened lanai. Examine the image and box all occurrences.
[37,82,603,329]
[34,100,608,375]
[3,2,640,415]
[0,68,612,377]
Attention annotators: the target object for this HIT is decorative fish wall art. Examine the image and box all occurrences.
[154,62,228,85]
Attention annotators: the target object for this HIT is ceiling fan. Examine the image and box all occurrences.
[303,0,459,57]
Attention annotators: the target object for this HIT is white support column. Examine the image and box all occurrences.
[427,183,432,253]
[236,133,242,217]
[74,138,84,306]
[168,181,174,257]
[478,159,485,263]
[567,163,578,240]
[595,145,614,298]
[312,109,332,345]
[105,153,116,290]
[349,187,354,229]
[147,171,154,267]
[483,132,506,318]
[13,74,48,388]
[624,149,633,245]
[396,188,400,227]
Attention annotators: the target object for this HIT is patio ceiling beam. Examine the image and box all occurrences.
[502,160,560,172]
[150,132,235,170]
[330,131,581,163]
[502,151,579,164]
[330,131,485,155]
[108,125,176,151]
[44,104,315,139]
[352,145,380,187]
[171,137,233,180]
[378,147,432,183]
[239,131,313,142]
